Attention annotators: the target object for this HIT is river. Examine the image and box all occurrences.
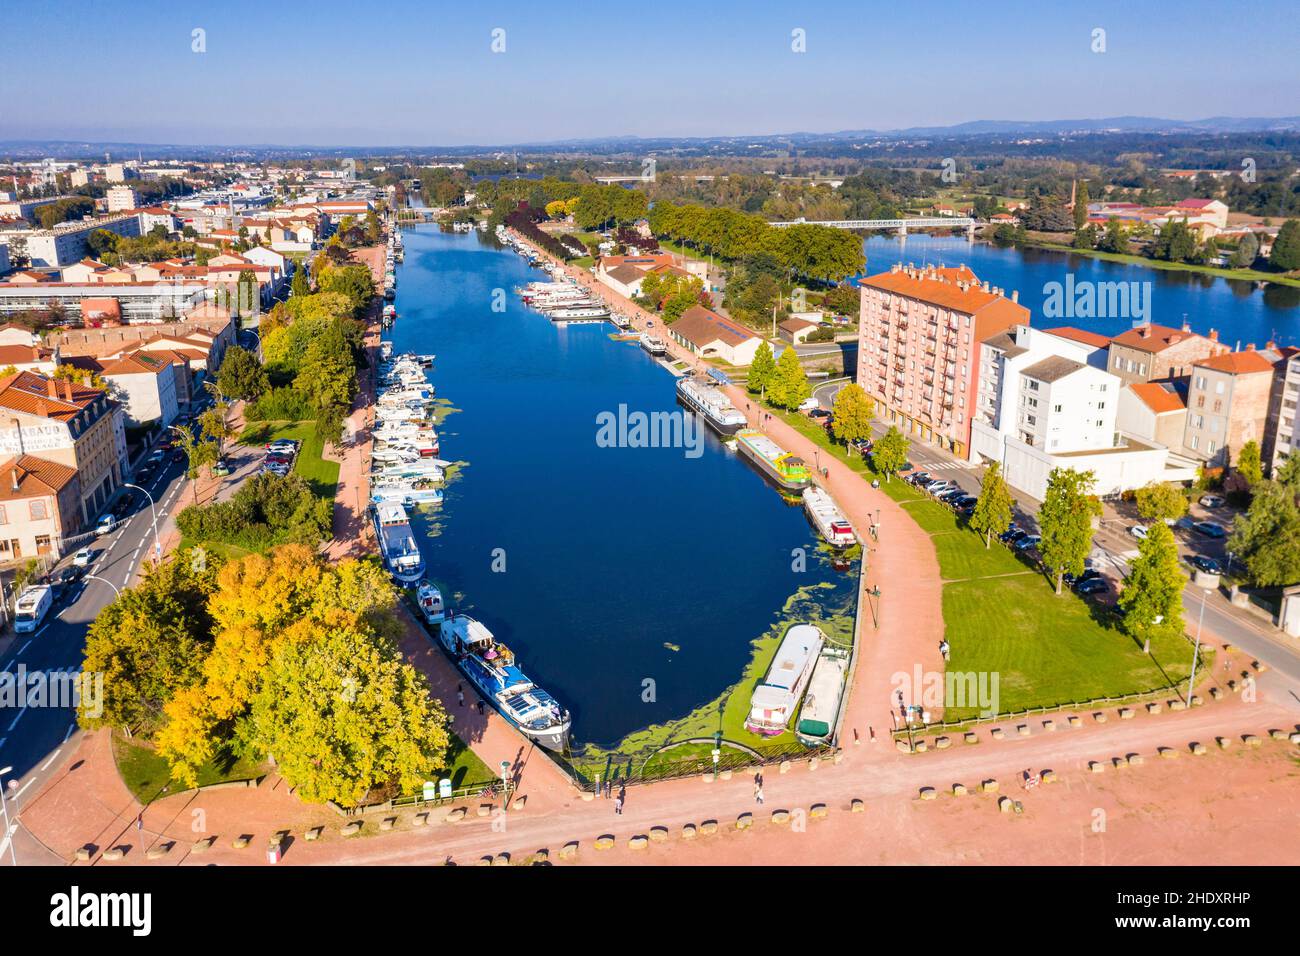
[861,235,1300,346]
[385,226,857,749]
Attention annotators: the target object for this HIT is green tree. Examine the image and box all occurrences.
[1227,478,1300,586]
[970,462,1014,547]
[1269,219,1300,272]
[1134,481,1188,523]
[871,426,909,481]
[290,267,310,298]
[1072,180,1090,230]
[768,346,811,410]
[830,383,874,446]
[1117,522,1186,645]
[1236,439,1263,487]
[1097,217,1130,254]
[216,345,269,401]
[199,402,236,460]
[249,626,451,806]
[747,341,777,397]
[1038,467,1102,594]
[172,424,219,503]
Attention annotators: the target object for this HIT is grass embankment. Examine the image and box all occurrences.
[113,731,268,804]
[763,404,1204,720]
[1017,239,1300,289]
[564,581,857,784]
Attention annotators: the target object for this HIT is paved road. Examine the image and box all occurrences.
[0,440,193,863]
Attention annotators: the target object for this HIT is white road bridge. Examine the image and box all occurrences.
[769,217,978,233]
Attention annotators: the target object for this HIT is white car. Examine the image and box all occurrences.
[73,547,93,567]
[798,398,820,412]
[95,514,115,536]
[1129,524,1149,540]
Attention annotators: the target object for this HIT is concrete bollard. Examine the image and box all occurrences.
[305,826,324,840]
[1169,699,1186,712]
[445,808,467,823]
[991,727,1005,740]
[232,836,251,849]
[1189,742,1207,755]
[629,835,649,850]
[75,846,92,862]
[192,837,213,854]
[146,842,172,860]
[771,810,790,825]
[1158,747,1178,759]
[1290,732,1300,745]
[594,835,615,851]
[102,847,125,862]
[1268,729,1287,741]
[529,849,549,865]
[719,770,733,781]
[1094,712,1108,724]
[807,758,819,772]
[559,841,579,859]
[833,751,844,765]
[736,813,753,830]
[380,817,396,831]
[1216,736,1232,749]
[779,760,792,774]
[914,740,928,753]
[412,814,428,828]
[980,778,999,793]
[1043,719,1056,732]
[810,803,828,819]
[1190,695,1204,707]
[964,731,980,744]
[895,739,912,753]
[513,795,528,812]
[935,736,951,750]
[342,822,362,836]
[1040,770,1057,784]
[1210,687,1223,700]
[1017,724,1031,737]
[1243,734,1261,748]
[682,824,697,840]
[700,820,719,835]
[1067,715,1082,728]
[998,796,1013,813]
[919,787,937,801]
[1252,660,1267,673]
[477,856,493,866]
[649,826,668,842]
[1118,707,1134,720]
[851,798,865,813]
[1146,702,1162,715]
[1112,756,1126,769]
[1088,761,1105,774]
[493,853,511,866]
[951,783,967,796]
[1127,753,1144,766]
[476,804,493,817]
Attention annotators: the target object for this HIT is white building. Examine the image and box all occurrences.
[22,213,141,268]
[970,324,1179,499]
[97,351,180,427]
[106,186,140,213]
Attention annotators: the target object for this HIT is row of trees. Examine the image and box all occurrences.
[746,343,811,410]
[80,546,451,806]
[647,202,865,283]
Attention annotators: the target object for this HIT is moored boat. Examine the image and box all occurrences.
[735,429,811,490]
[639,333,667,355]
[801,486,857,547]
[676,375,746,436]
[745,624,825,736]
[795,646,849,746]
[372,503,425,583]
[438,614,571,751]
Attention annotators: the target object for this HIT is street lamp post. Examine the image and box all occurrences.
[867,585,882,630]
[1187,586,1209,708]
[122,482,161,564]
[499,760,511,809]
[0,766,18,866]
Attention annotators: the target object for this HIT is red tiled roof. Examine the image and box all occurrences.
[1045,326,1111,349]
[1111,324,1209,353]
[0,454,78,500]
[1129,382,1186,414]
[672,305,758,349]
[0,370,103,421]
[1195,350,1277,374]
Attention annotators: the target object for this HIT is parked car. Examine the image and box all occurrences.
[1014,534,1041,552]
[112,495,133,518]
[1194,521,1228,539]
[807,408,832,421]
[926,481,956,495]
[267,439,300,452]
[849,438,872,454]
[212,461,232,477]
[1064,567,1102,586]
[136,464,154,483]
[147,449,165,464]
[1190,555,1222,574]
[95,514,115,536]
[907,472,931,486]
[999,524,1023,543]
[73,547,93,567]
[1075,577,1109,595]
[798,398,820,412]
[1199,494,1225,508]
[1129,524,1149,540]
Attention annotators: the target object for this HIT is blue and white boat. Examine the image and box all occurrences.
[439,614,571,751]
[372,502,424,583]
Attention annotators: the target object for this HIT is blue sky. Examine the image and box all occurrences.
[4,0,1298,146]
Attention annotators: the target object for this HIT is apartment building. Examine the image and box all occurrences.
[0,455,84,561]
[0,371,128,523]
[858,264,1028,456]
[106,186,140,212]
[96,351,181,426]
[1107,322,1229,386]
[21,213,142,268]
[1182,346,1288,469]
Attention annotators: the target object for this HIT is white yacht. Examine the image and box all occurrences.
[801,486,858,548]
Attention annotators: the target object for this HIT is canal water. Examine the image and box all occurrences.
[861,235,1300,346]
[386,226,856,748]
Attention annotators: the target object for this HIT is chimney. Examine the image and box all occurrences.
[1208,328,1218,342]
[1182,321,1191,333]
[982,281,991,292]
[46,378,57,398]
[10,467,19,492]
[1267,339,1277,351]
[1138,327,1149,339]
[1011,290,1019,303]
[1247,343,1256,351]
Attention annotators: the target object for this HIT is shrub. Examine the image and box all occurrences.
[245,386,316,422]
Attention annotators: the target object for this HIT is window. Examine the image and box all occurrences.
[1215,381,1225,395]
[1192,415,1203,428]
[1191,435,1200,450]
[1027,380,1039,391]
[1113,354,1123,368]
[1097,401,1105,410]
[1054,404,1062,413]
[0,505,7,525]
[28,499,48,521]
[1208,441,1217,454]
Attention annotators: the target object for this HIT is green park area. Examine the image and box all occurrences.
[768,406,1203,722]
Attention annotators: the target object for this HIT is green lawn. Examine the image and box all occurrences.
[113,731,267,804]
[761,403,1207,723]
[442,733,495,789]
[239,421,339,500]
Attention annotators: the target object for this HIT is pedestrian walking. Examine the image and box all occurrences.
[457,689,465,707]
[939,639,950,661]
[614,792,624,815]
[477,699,485,716]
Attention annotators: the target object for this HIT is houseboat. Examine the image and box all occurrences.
[735,429,811,490]
[438,614,571,751]
[745,624,825,736]
[372,503,424,583]
[639,333,667,355]
[676,375,747,436]
[415,579,445,624]
[801,486,857,548]
[794,646,849,746]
